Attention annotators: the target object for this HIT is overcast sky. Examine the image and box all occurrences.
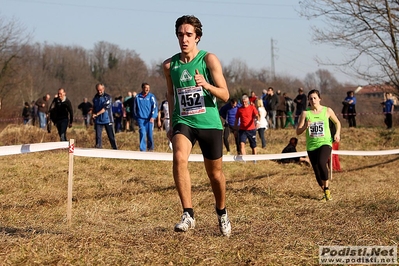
[1,0,368,85]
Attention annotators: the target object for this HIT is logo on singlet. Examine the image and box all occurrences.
[180,70,192,82]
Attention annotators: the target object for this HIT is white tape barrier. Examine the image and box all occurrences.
[1,141,399,160]
[73,148,399,161]
[73,148,308,162]
[333,149,399,156]
[0,141,69,156]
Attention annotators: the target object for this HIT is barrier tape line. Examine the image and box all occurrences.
[72,148,399,162]
[0,142,69,156]
[1,141,398,161]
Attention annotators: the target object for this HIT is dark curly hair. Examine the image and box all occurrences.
[175,15,203,43]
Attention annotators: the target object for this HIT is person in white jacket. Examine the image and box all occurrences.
[256,99,268,148]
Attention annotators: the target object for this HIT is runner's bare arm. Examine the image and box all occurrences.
[197,53,229,102]
[296,110,309,135]
[163,58,175,140]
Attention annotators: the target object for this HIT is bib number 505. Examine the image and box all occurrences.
[310,124,323,133]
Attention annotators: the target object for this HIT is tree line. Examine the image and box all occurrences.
[4,0,399,120]
[0,27,345,119]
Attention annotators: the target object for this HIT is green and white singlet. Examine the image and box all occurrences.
[305,106,332,151]
[170,50,223,130]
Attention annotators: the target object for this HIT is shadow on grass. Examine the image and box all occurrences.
[0,226,62,237]
[83,173,281,201]
[284,190,321,201]
[227,172,280,184]
[343,155,399,172]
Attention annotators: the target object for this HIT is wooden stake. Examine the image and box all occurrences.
[67,139,75,226]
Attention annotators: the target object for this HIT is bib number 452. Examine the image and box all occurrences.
[181,93,201,107]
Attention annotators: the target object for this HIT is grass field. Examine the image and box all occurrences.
[0,124,399,265]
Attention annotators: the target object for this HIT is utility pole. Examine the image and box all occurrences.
[271,38,278,80]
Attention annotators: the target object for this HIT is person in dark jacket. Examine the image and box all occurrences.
[49,88,73,141]
[278,137,310,165]
[22,102,31,125]
[112,96,123,133]
[30,100,38,126]
[92,83,117,149]
[219,98,240,155]
[123,91,137,133]
[294,87,307,127]
[266,87,279,129]
[276,90,286,129]
[342,90,356,128]
[35,94,51,129]
[78,97,93,129]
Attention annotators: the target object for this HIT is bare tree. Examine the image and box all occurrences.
[304,69,340,93]
[304,72,318,91]
[105,49,149,96]
[252,67,271,84]
[90,42,149,98]
[90,41,122,83]
[0,14,30,112]
[316,69,339,92]
[299,0,399,89]
[14,43,97,116]
[224,59,250,84]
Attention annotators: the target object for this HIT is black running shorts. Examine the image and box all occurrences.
[172,123,223,160]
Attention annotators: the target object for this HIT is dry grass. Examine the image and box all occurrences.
[1,124,399,265]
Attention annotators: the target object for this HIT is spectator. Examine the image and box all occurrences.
[219,98,240,155]
[255,99,267,148]
[249,91,257,105]
[77,97,93,129]
[294,87,307,127]
[342,90,356,128]
[35,94,51,129]
[47,94,58,133]
[157,93,172,150]
[112,96,123,133]
[123,91,137,132]
[49,88,73,141]
[382,92,394,129]
[284,92,295,128]
[124,91,133,132]
[163,15,231,236]
[92,83,117,149]
[261,89,268,110]
[266,87,279,129]
[235,94,259,155]
[133,82,158,152]
[296,89,341,202]
[30,100,38,126]
[122,99,127,131]
[276,89,286,129]
[22,102,31,125]
[278,137,310,165]
[157,93,168,131]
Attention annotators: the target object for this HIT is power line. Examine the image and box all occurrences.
[9,0,304,21]
[164,0,296,7]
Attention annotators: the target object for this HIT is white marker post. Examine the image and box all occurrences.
[67,139,75,225]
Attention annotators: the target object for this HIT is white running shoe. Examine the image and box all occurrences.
[217,212,232,237]
[174,212,195,232]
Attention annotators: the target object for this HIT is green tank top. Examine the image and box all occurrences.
[170,50,223,130]
[305,106,332,151]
